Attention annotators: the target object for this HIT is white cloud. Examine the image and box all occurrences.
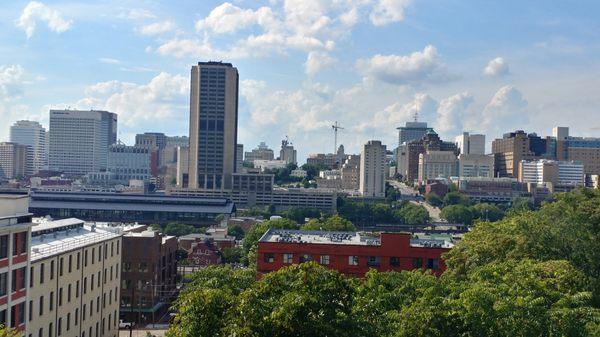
[98,58,120,65]
[356,45,452,86]
[0,65,25,100]
[304,51,336,76]
[195,3,277,34]
[156,1,413,61]
[137,21,176,36]
[483,57,509,77]
[481,85,528,136]
[16,1,72,38]
[435,92,474,135]
[74,72,189,127]
[119,8,156,20]
[370,0,412,26]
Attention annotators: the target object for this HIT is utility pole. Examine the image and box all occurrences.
[331,121,345,155]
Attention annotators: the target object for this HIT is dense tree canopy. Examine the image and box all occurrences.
[300,214,356,231]
[168,189,600,337]
[337,198,429,226]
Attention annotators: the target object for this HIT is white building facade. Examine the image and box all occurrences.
[10,121,48,174]
[360,140,386,197]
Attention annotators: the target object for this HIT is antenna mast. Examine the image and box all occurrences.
[331,121,345,154]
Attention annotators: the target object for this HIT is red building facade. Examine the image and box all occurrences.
[257,229,452,277]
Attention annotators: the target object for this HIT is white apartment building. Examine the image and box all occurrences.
[28,218,122,337]
[455,132,485,155]
[459,154,494,178]
[519,159,584,192]
[0,194,33,330]
[10,121,48,174]
[49,110,117,176]
[418,151,458,182]
[360,140,386,197]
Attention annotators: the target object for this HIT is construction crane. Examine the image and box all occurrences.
[331,121,345,155]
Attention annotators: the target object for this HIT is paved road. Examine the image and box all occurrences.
[388,180,442,221]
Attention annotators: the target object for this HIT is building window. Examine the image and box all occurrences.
[264,253,275,263]
[49,291,54,311]
[412,257,423,269]
[123,262,131,272]
[58,317,62,336]
[427,258,440,270]
[0,235,8,259]
[39,296,43,315]
[348,256,359,266]
[283,253,293,264]
[0,309,5,326]
[40,263,44,284]
[28,300,32,321]
[29,266,34,288]
[319,255,330,265]
[50,260,55,280]
[367,256,381,267]
[68,255,72,273]
[59,257,64,276]
[0,272,7,296]
[390,257,400,267]
[138,263,148,272]
[77,252,80,270]
[300,254,312,263]
[75,308,79,325]
[38,328,42,337]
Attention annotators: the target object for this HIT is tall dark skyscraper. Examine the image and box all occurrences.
[188,61,239,190]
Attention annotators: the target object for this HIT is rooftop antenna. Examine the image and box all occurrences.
[413,110,419,122]
[331,121,345,154]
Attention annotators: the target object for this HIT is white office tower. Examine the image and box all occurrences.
[519,159,584,192]
[459,154,494,178]
[49,110,117,176]
[360,140,386,197]
[10,120,48,174]
[455,132,485,155]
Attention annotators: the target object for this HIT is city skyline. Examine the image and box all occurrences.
[1,1,600,162]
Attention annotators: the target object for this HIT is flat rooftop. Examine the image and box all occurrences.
[260,229,454,248]
[260,229,381,246]
[31,217,121,261]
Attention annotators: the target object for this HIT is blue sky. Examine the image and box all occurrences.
[1,0,599,161]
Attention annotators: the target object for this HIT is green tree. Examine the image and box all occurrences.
[300,215,356,231]
[394,203,430,226]
[168,266,255,337]
[0,325,22,337]
[163,223,203,237]
[227,262,359,337]
[425,193,443,207]
[301,163,329,180]
[443,191,470,207]
[242,218,298,265]
[440,204,474,225]
[471,203,505,222]
[227,224,245,240]
[221,247,243,264]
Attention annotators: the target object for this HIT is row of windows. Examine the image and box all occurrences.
[0,267,27,296]
[0,232,28,259]
[28,309,118,337]
[31,241,120,287]
[264,253,441,270]
[30,285,118,321]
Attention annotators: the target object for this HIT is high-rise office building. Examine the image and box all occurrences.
[397,121,433,146]
[459,154,494,178]
[519,159,584,192]
[49,110,117,176]
[188,62,239,190]
[554,127,600,176]
[491,130,534,178]
[0,142,30,179]
[418,151,458,182]
[455,132,485,155]
[107,143,151,184]
[236,144,244,172]
[360,140,386,197]
[135,132,167,176]
[10,120,48,174]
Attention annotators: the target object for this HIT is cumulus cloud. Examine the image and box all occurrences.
[483,57,509,77]
[481,85,528,136]
[356,45,452,86]
[73,72,189,127]
[156,1,413,60]
[137,21,176,36]
[435,92,474,134]
[370,0,412,26]
[195,3,277,34]
[304,51,336,76]
[16,1,72,38]
[0,65,25,100]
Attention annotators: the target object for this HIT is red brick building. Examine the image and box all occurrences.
[257,229,452,277]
